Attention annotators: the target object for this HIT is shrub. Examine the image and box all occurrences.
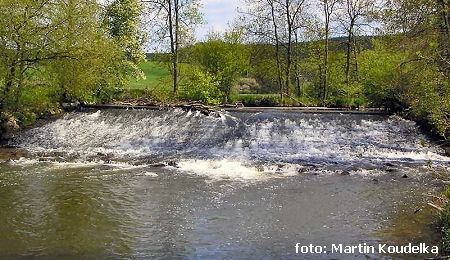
[233,94,280,107]
[180,70,223,105]
[441,202,450,253]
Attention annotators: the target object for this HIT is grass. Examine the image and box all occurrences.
[124,61,174,103]
[129,61,171,90]
[127,61,316,106]
[124,61,200,103]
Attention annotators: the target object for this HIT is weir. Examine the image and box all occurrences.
[12,108,449,179]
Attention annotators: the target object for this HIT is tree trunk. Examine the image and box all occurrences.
[294,30,301,97]
[352,34,359,81]
[2,63,17,104]
[285,0,292,98]
[269,0,284,102]
[167,0,178,95]
[345,19,355,105]
[174,0,180,95]
[345,21,354,88]
[323,0,330,102]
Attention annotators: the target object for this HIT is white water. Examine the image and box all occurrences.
[11,109,450,181]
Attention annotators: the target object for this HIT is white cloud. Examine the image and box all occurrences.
[195,0,245,40]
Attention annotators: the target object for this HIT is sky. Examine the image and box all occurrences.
[196,0,245,40]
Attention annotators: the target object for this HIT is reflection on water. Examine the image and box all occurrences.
[0,109,449,259]
[0,165,135,258]
[0,161,445,259]
[377,199,442,259]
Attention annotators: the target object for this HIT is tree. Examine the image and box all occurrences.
[242,0,285,100]
[104,0,146,77]
[382,0,449,86]
[282,0,307,97]
[0,0,83,109]
[436,0,449,84]
[380,0,450,137]
[190,29,250,103]
[241,0,308,102]
[270,0,285,100]
[0,0,135,115]
[337,0,374,88]
[143,0,202,95]
[319,0,340,101]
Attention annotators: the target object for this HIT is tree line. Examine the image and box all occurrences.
[156,0,449,137]
[0,0,145,129]
[0,0,449,138]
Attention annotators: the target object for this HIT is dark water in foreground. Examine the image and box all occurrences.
[0,109,449,259]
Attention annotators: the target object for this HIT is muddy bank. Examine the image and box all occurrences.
[0,147,29,161]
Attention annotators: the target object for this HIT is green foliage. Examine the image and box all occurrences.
[190,30,250,102]
[104,0,146,78]
[0,0,144,128]
[247,45,280,93]
[14,85,61,126]
[233,94,281,107]
[407,75,450,137]
[358,40,407,108]
[180,69,222,105]
[441,202,450,253]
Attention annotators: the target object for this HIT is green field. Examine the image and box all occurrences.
[129,61,294,105]
[129,61,171,90]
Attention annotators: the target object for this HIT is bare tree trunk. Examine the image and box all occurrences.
[345,19,355,105]
[285,0,293,97]
[174,0,180,95]
[269,0,284,102]
[167,0,179,95]
[352,34,359,81]
[345,21,354,88]
[294,30,301,97]
[323,0,330,102]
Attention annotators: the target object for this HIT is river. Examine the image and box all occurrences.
[0,108,449,259]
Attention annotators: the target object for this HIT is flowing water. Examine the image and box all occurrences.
[1,108,450,259]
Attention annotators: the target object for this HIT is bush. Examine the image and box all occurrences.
[441,201,450,253]
[233,94,280,107]
[180,70,223,105]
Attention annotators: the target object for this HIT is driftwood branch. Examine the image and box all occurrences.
[427,202,444,211]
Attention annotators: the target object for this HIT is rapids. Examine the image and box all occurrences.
[12,108,450,180]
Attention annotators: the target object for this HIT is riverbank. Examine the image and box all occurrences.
[82,103,389,114]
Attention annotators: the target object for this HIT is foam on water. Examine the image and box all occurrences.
[176,159,301,181]
[11,108,450,180]
[177,159,266,180]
